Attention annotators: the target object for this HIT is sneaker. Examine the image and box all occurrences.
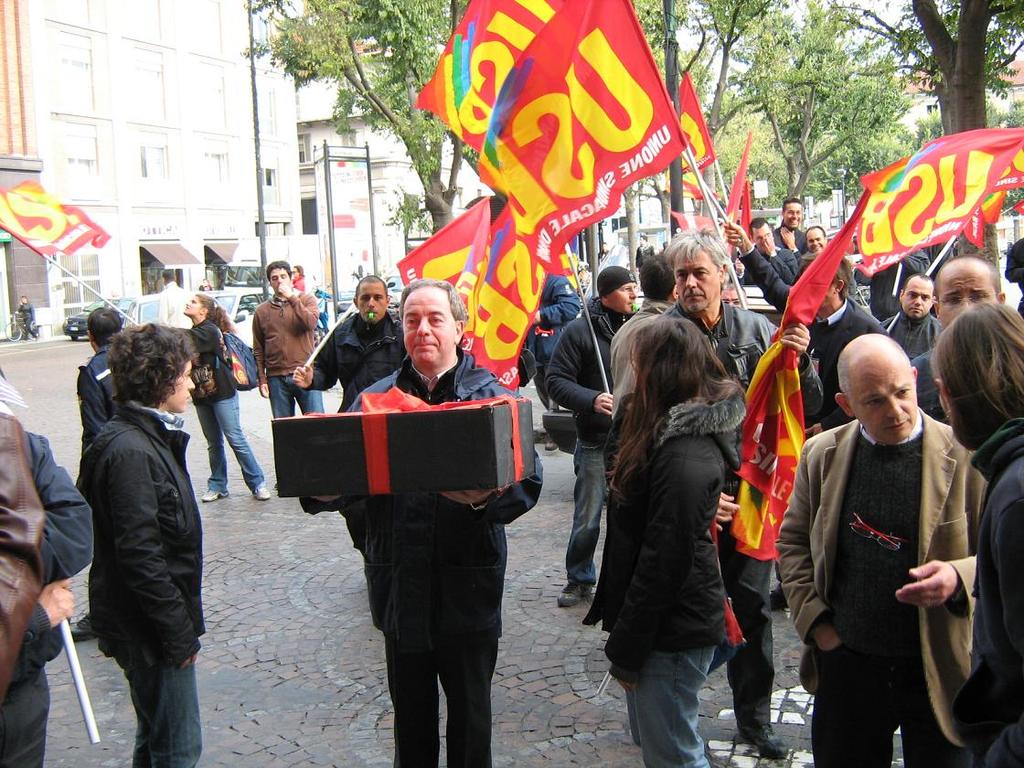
[737,723,787,759]
[253,486,271,501]
[71,614,96,641]
[201,490,229,503]
[556,582,592,608]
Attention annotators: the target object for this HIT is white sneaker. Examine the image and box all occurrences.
[201,490,228,503]
[253,486,271,501]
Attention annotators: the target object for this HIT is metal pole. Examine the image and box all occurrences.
[40,253,134,325]
[248,0,269,301]
[364,142,380,275]
[925,235,958,277]
[664,0,682,233]
[323,141,340,310]
[60,620,100,743]
[567,247,610,393]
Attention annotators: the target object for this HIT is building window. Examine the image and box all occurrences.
[258,85,276,136]
[203,141,230,184]
[58,251,101,317]
[133,49,165,121]
[64,123,99,181]
[139,133,169,179]
[298,133,312,164]
[59,32,94,113]
[127,0,162,40]
[198,63,226,129]
[196,0,222,54]
[263,166,279,205]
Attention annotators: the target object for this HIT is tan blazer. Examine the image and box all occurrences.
[777,413,986,745]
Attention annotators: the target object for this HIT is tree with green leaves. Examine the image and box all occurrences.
[736,1,909,198]
[271,0,465,232]
[850,0,1024,134]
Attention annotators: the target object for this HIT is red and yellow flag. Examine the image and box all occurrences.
[398,199,546,389]
[483,0,686,269]
[857,128,1024,275]
[678,72,716,171]
[725,132,753,222]
[0,182,110,258]
[732,194,869,560]
[416,0,563,154]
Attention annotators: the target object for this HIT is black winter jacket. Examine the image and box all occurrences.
[546,297,628,444]
[854,250,930,321]
[304,352,543,653]
[524,275,581,367]
[953,420,1024,765]
[78,404,204,667]
[584,397,744,682]
[10,433,92,686]
[310,311,405,411]
[77,346,115,452]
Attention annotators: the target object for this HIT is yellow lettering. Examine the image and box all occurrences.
[486,12,533,51]
[492,143,557,235]
[421,246,473,283]
[566,29,653,152]
[859,194,896,256]
[475,282,530,360]
[934,150,993,224]
[6,192,64,240]
[459,41,518,135]
[892,164,937,247]
[494,237,545,309]
[512,0,557,23]
[510,92,594,200]
[681,114,706,158]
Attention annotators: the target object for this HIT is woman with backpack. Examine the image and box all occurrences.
[184,292,269,502]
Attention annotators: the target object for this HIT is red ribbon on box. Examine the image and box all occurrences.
[358,388,526,496]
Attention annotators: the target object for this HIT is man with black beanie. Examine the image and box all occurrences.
[547,266,636,608]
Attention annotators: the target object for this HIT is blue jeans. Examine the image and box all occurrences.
[268,374,324,418]
[633,647,715,768]
[195,394,265,493]
[565,440,607,585]
[122,662,202,768]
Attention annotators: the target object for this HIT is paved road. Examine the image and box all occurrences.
[2,337,850,767]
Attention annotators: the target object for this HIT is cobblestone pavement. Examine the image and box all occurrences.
[2,339,903,767]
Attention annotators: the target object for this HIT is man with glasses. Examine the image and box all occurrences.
[778,333,985,768]
[912,256,1005,421]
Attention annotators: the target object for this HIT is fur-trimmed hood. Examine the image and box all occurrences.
[656,396,745,471]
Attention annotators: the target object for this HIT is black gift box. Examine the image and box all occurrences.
[273,397,535,497]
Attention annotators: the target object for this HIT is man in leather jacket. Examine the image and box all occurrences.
[665,230,822,760]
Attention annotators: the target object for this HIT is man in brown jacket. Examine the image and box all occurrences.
[778,334,984,768]
[252,261,324,418]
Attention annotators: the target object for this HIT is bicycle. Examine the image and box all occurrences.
[5,314,25,341]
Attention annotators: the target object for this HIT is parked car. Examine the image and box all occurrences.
[63,297,145,340]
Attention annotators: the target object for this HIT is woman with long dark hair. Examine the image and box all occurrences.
[584,316,745,767]
[934,303,1024,765]
[183,293,269,502]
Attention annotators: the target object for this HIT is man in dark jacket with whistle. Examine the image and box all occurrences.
[303,279,542,768]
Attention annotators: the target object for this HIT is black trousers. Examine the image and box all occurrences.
[812,647,969,768]
[385,631,499,768]
[719,528,774,728]
[0,668,49,768]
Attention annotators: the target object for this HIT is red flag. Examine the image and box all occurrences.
[1014,199,1024,216]
[964,191,1006,248]
[732,193,869,559]
[725,132,753,221]
[670,210,715,231]
[858,128,1024,273]
[415,0,562,153]
[0,182,109,258]
[740,180,753,234]
[398,198,547,389]
[678,72,717,171]
[483,0,686,269]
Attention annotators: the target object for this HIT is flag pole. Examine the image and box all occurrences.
[679,145,748,310]
[39,252,135,326]
[925,235,958,278]
[60,619,100,743]
[567,246,610,394]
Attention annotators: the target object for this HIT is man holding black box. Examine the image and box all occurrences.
[302,279,542,768]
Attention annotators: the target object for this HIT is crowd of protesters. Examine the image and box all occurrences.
[2,209,1024,768]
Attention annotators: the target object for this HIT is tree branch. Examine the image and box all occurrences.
[912,0,956,76]
[344,37,404,129]
[680,27,708,75]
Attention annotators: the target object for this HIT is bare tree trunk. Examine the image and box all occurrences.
[624,185,639,273]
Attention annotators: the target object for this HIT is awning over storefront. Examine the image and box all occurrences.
[204,241,239,265]
[139,242,201,266]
